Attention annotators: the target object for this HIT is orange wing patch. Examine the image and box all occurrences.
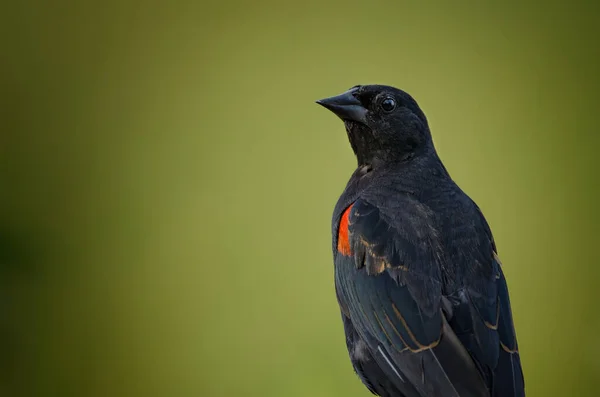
[337,204,354,256]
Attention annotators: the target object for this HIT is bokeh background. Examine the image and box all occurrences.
[1,1,599,396]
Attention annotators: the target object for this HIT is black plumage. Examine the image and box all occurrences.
[317,85,524,397]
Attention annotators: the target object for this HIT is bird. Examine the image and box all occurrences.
[316,85,525,397]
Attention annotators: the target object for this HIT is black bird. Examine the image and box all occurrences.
[316,85,525,397]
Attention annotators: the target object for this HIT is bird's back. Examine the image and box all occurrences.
[333,164,524,396]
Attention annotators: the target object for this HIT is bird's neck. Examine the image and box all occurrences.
[370,150,453,194]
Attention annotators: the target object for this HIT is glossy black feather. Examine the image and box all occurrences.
[332,172,524,396]
[340,313,420,397]
[321,84,524,397]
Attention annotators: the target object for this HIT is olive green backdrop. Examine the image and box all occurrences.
[1,1,598,396]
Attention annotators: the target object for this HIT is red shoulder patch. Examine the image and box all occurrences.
[337,204,354,256]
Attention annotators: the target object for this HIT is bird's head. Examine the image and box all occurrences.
[317,85,433,166]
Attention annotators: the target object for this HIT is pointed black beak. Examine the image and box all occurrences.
[316,87,367,124]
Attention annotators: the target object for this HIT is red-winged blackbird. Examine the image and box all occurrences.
[316,85,525,397]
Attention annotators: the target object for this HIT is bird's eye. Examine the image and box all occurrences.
[381,97,396,112]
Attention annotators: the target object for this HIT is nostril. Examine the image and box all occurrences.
[349,86,362,100]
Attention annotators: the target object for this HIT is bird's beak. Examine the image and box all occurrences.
[316,88,367,124]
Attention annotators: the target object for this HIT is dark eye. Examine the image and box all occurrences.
[381,97,396,112]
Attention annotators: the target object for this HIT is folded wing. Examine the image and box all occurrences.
[334,197,523,397]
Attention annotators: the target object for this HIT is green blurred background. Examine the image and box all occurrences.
[1,1,599,396]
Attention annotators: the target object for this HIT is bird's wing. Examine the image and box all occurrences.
[334,197,523,397]
[490,262,525,397]
[461,204,525,397]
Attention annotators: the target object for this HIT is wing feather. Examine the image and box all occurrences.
[334,197,523,396]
